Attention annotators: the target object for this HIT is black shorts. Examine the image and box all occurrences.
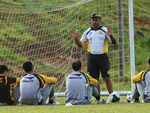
[87,53,110,78]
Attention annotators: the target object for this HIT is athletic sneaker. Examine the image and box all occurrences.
[65,103,73,106]
[97,98,106,104]
[0,102,7,106]
[130,98,140,103]
[89,96,93,103]
[49,100,59,105]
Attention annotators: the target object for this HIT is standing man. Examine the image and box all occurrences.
[70,13,116,96]
[130,58,150,103]
[0,65,20,105]
[65,60,106,105]
[19,61,59,105]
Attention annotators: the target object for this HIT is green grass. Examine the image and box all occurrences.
[0,96,150,113]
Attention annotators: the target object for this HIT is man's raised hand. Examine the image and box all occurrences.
[106,26,113,37]
[70,30,78,39]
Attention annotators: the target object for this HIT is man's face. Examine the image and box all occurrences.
[91,17,101,28]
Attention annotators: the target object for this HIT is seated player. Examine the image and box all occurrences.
[0,65,20,105]
[65,60,106,105]
[19,61,59,105]
[131,58,150,103]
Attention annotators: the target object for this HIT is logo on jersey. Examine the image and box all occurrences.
[25,77,34,79]
[99,32,103,34]
[69,77,82,79]
[22,77,34,82]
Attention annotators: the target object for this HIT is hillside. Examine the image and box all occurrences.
[0,0,150,91]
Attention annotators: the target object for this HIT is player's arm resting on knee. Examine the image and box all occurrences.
[132,71,145,83]
[39,74,57,85]
[85,73,98,87]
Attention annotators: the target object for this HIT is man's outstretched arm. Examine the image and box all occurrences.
[70,30,82,47]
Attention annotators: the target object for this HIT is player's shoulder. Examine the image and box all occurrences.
[7,76,17,83]
[100,26,107,32]
[80,72,89,79]
[144,70,150,75]
[38,74,46,77]
[84,27,92,34]
[80,71,86,76]
[7,76,16,80]
[86,27,92,32]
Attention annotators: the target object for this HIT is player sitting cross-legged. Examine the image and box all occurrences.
[19,61,59,105]
[65,60,106,106]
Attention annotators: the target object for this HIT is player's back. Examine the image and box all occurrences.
[0,76,17,103]
[65,71,88,104]
[19,73,42,105]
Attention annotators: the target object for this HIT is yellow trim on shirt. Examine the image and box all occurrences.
[5,76,7,85]
[85,73,98,87]
[132,71,145,83]
[9,84,15,101]
[39,74,57,85]
[103,37,108,53]
[9,78,19,101]
[82,39,88,47]
[87,44,90,53]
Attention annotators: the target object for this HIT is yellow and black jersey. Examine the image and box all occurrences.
[132,70,150,83]
[0,76,19,103]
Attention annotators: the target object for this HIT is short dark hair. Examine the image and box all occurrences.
[72,60,82,71]
[0,65,8,74]
[148,58,150,65]
[23,61,33,73]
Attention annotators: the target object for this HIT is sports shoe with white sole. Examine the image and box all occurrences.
[130,98,140,103]
[89,96,93,103]
[65,103,73,106]
[97,98,106,104]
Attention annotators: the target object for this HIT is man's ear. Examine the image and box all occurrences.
[3,71,7,76]
[32,66,36,73]
[148,64,150,69]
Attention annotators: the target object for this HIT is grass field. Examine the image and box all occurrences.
[0,96,150,113]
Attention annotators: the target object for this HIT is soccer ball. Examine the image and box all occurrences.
[108,92,120,102]
[127,92,134,102]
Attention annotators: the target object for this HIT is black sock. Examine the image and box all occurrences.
[49,100,54,104]
[95,95,100,100]
[135,98,139,101]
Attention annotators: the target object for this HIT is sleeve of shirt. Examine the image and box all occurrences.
[39,74,57,86]
[7,77,19,86]
[132,71,145,83]
[85,73,98,87]
[80,28,90,47]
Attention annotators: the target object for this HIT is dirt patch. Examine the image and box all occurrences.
[134,17,150,26]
